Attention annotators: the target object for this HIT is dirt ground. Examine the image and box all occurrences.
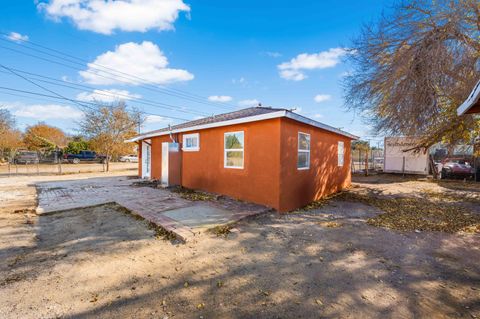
[0,173,479,318]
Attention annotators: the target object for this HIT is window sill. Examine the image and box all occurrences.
[224,166,244,169]
[182,148,199,152]
[297,167,310,170]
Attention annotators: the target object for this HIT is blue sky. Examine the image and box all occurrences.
[0,0,393,143]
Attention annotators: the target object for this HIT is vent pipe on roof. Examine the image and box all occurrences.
[168,124,176,143]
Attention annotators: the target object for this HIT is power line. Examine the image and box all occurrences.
[0,35,237,110]
[0,67,210,117]
[0,67,190,122]
[0,86,190,122]
[0,42,232,112]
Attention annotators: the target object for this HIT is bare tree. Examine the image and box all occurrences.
[79,102,143,171]
[0,109,23,160]
[344,0,480,150]
[0,108,15,136]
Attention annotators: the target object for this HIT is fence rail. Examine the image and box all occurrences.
[0,162,138,177]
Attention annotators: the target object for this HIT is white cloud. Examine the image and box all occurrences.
[278,48,348,81]
[4,102,83,120]
[208,95,232,102]
[38,0,190,35]
[314,94,332,103]
[76,89,141,103]
[313,113,324,119]
[238,99,259,107]
[145,115,168,124]
[232,77,246,85]
[264,51,282,58]
[79,41,194,85]
[6,32,29,42]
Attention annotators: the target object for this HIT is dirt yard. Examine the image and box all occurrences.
[0,173,479,318]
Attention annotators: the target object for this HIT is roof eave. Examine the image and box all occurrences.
[457,80,480,116]
[127,109,359,142]
[126,110,288,142]
[285,112,359,140]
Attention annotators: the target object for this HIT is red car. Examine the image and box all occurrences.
[440,158,475,179]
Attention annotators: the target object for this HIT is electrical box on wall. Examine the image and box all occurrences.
[161,142,182,186]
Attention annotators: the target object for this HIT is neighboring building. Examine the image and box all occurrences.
[384,136,429,175]
[458,80,480,115]
[128,107,358,212]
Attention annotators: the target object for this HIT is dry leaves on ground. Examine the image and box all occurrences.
[170,187,217,201]
[335,192,480,233]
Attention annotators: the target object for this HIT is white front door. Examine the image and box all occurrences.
[161,142,169,185]
[141,140,151,179]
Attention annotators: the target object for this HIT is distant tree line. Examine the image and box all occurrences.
[0,101,143,171]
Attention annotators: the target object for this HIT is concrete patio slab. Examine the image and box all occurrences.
[34,175,269,241]
[161,205,235,229]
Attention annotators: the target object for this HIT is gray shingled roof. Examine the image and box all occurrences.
[143,106,286,135]
[129,106,358,141]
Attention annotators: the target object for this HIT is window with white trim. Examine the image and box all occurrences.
[297,132,310,169]
[224,131,244,169]
[182,133,199,151]
[338,141,345,167]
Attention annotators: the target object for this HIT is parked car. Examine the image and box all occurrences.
[119,154,138,163]
[14,151,39,164]
[373,157,384,171]
[64,150,107,164]
[440,158,474,179]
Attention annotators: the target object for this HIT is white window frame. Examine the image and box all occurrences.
[338,141,345,167]
[182,133,200,152]
[224,131,244,169]
[297,132,310,170]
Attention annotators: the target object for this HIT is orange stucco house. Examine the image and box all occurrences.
[129,107,358,212]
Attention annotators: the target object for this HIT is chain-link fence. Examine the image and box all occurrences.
[351,149,384,174]
[0,150,137,177]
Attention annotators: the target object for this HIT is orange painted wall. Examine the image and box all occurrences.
[278,118,352,212]
[180,119,282,209]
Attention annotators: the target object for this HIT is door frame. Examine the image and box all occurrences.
[141,140,151,179]
[161,142,169,185]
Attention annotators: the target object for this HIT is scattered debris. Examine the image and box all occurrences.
[170,186,217,201]
[259,289,270,297]
[89,294,99,303]
[318,221,342,228]
[208,224,233,237]
[131,180,162,188]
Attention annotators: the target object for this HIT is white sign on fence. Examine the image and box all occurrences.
[384,137,428,175]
